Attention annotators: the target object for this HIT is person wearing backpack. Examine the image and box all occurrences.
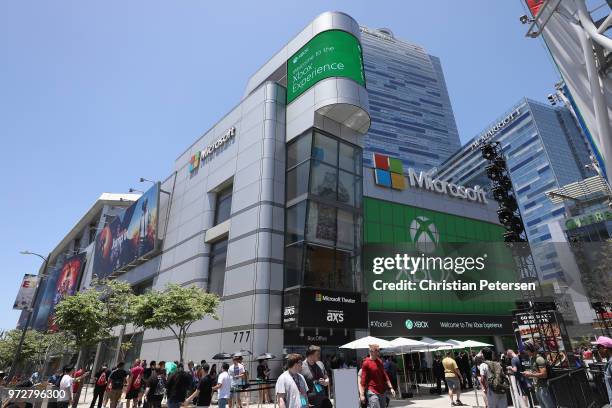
[143,368,166,408]
[479,348,510,408]
[126,359,145,408]
[108,362,129,408]
[523,342,555,408]
[91,364,111,408]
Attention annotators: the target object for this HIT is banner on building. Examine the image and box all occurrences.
[13,274,39,310]
[283,288,368,329]
[369,311,514,337]
[92,183,160,279]
[32,253,86,332]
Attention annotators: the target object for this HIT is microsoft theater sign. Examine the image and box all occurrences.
[373,157,488,204]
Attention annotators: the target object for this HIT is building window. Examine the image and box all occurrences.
[284,128,363,292]
[208,239,227,296]
[215,185,233,225]
[133,279,153,296]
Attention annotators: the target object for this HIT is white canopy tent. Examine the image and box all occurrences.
[339,336,393,349]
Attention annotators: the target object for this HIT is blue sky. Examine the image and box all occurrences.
[0,1,557,330]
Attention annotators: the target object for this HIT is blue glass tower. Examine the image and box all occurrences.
[437,98,594,281]
[360,27,461,171]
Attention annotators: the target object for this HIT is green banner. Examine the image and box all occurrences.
[286,30,365,104]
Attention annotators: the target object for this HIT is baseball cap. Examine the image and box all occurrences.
[591,336,612,349]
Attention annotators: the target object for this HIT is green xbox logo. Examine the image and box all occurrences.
[405,319,414,330]
[409,216,439,253]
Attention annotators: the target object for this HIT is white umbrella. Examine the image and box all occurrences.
[389,337,429,350]
[420,337,453,348]
[461,340,493,348]
[340,336,393,349]
[445,339,466,349]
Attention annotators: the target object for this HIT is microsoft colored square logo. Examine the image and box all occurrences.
[373,153,405,190]
[189,151,201,173]
[315,293,322,302]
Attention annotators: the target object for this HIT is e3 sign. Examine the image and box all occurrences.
[287,30,365,104]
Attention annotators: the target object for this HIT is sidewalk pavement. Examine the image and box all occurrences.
[76,384,489,408]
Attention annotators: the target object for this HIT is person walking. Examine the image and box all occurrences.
[506,349,530,408]
[185,364,214,408]
[523,341,555,408]
[442,351,465,406]
[359,344,396,408]
[383,356,398,395]
[213,363,232,408]
[592,336,612,405]
[256,359,271,404]
[125,359,145,408]
[275,354,308,408]
[56,366,88,408]
[108,362,129,408]
[228,356,245,408]
[459,352,472,389]
[433,354,446,394]
[143,368,166,408]
[91,364,111,408]
[301,345,331,408]
[165,363,192,408]
[479,348,509,408]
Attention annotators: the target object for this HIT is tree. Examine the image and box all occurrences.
[90,278,137,360]
[0,330,73,373]
[133,284,219,363]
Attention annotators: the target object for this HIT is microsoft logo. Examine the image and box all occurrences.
[373,153,406,190]
[189,151,201,173]
[315,293,322,302]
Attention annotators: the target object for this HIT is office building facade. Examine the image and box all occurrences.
[360,27,461,172]
[437,98,594,280]
[23,12,522,373]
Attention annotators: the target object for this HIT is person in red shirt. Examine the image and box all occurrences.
[126,359,145,408]
[359,344,396,408]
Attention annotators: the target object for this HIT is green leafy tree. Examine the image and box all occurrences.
[0,330,73,373]
[133,284,219,363]
[54,288,108,348]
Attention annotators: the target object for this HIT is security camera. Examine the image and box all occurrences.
[519,15,531,24]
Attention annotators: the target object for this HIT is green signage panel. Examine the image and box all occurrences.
[363,197,517,316]
[286,30,365,104]
[565,209,612,230]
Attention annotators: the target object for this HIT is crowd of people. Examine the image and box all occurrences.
[1,334,611,408]
[43,354,267,408]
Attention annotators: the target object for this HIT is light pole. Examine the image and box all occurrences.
[9,251,50,380]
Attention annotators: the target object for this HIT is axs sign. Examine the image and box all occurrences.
[283,288,367,329]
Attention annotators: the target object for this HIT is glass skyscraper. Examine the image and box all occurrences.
[360,26,461,171]
[437,98,594,281]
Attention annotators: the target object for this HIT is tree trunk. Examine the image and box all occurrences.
[178,335,184,364]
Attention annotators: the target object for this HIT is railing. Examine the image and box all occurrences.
[547,367,608,408]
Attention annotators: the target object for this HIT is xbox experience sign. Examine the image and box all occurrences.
[287,30,365,104]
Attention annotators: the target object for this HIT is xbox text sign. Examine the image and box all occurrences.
[287,30,365,104]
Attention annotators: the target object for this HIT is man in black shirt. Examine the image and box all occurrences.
[108,362,128,408]
[185,364,213,407]
[165,364,193,408]
[143,368,166,408]
[90,364,111,408]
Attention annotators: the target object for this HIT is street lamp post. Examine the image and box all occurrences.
[8,251,50,380]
